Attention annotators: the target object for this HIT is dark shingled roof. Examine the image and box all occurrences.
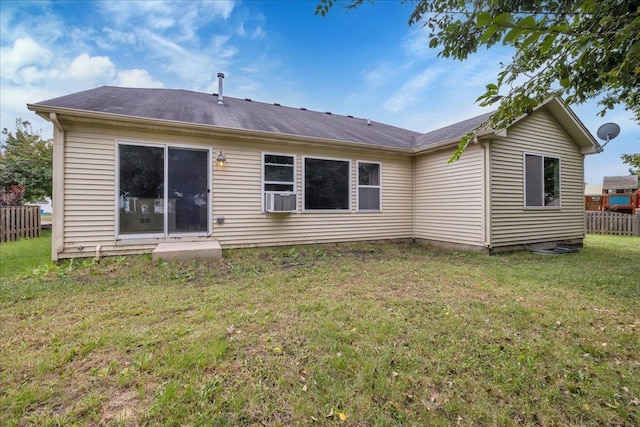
[414,111,494,148]
[33,86,494,150]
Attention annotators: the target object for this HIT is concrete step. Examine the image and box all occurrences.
[152,240,222,262]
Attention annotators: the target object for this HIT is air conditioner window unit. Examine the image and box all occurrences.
[265,192,297,212]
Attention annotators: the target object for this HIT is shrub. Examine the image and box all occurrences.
[0,184,25,206]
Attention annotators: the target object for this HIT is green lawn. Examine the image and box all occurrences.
[0,235,638,426]
[0,229,52,280]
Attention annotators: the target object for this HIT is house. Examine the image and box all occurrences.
[27,76,600,261]
[602,175,639,214]
[584,183,603,211]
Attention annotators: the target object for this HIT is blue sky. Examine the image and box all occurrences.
[1,0,638,184]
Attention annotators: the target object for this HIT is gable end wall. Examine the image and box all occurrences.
[489,108,585,247]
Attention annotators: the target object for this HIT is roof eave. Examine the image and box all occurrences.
[27,104,414,155]
[413,97,601,155]
[412,129,495,155]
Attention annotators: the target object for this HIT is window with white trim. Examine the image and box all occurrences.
[263,154,295,192]
[304,157,350,210]
[525,154,560,208]
[263,153,296,211]
[357,161,381,211]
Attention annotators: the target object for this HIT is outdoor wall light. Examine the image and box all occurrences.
[216,150,226,166]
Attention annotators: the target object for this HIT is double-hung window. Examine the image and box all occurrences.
[304,157,350,210]
[357,161,381,211]
[524,153,560,208]
[263,153,296,212]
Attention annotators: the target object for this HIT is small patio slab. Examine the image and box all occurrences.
[152,241,222,262]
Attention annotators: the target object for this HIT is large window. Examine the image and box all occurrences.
[357,161,381,211]
[525,154,560,208]
[118,142,210,236]
[304,157,350,210]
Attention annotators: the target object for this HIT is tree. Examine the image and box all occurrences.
[316,0,640,160]
[0,119,53,202]
[621,153,640,175]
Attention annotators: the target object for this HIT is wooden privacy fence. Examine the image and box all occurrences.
[585,211,639,236]
[0,205,41,243]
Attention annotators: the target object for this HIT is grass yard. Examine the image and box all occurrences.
[0,235,638,426]
[0,229,53,280]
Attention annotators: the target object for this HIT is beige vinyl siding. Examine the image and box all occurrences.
[56,123,413,258]
[213,144,413,247]
[57,124,217,258]
[62,128,116,253]
[414,144,485,247]
[489,108,585,247]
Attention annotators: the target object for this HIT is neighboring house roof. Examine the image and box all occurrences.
[28,86,600,153]
[585,184,603,196]
[602,175,639,191]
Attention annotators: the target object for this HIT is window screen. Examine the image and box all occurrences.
[525,154,560,207]
[264,154,295,192]
[358,162,381,210]
[304,158,350,210]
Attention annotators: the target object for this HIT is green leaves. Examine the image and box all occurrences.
[476,12,492,27]
[493,12,515,27]
[314,0,334,17]
[0,119,53,202]
[318,0,640,160]
[620,154,640,176]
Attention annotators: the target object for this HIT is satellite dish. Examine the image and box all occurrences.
[597,122,620,142]
[596,122,620,152]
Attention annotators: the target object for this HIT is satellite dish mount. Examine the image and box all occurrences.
[596,122,620,152]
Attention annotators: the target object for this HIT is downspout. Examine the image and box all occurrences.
[581,154,586,239]
[412,156,416,242]
[50,113,65,261]
[477,138,491,249]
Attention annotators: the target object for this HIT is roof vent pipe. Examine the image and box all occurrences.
[217,72,225,105]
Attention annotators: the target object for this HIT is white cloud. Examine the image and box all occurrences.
[136,29,236,90]
[96,28,138,51]
[384,68,443,113]
[68,53,117,83]
[363,62,396,88]
[0,85,61,137]
[116,69,164,88]
[0,37,53,83]
[239,22,266,39]
[100,1,236,42]
[238,13,266,39]
[401,27,433,59]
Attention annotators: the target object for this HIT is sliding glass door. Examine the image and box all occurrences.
[118,143,210,237]
[168,147,209,233]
